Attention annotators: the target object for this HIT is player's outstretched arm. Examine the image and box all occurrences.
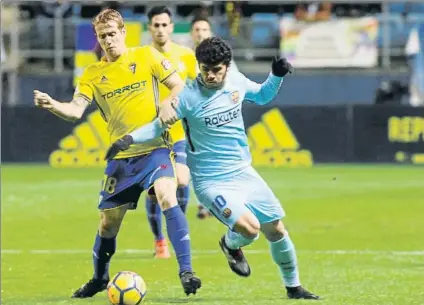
[104,119,166,160]
[160,73,185,125]
[105,92,188,161]
[34,90,89,122]
[244,56,293,106]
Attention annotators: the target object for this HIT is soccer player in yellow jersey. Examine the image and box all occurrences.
[33,9,201,298]
[144,6,198,259]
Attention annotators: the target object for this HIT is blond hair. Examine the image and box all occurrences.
[92,8,124,30]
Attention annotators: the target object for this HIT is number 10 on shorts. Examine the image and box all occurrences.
[214,195,227,208]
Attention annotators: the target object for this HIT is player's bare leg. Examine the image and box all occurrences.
[72,204,129,298]
[261,220,320,300]
[154,177,201,295]
[219,210,260,277]
[145,164,190,259]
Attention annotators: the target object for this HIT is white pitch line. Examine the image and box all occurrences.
[1,249,424,256]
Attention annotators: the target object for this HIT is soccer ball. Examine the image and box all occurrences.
[107,271,147,305]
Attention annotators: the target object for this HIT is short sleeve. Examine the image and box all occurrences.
[149,46,177,82]
[73,69,94,102]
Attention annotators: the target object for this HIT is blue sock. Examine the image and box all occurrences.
[269,232,300,287]
[177,185,190,213]
[145,196,164,241]
[93,232,116,280]
[163,205,192,274]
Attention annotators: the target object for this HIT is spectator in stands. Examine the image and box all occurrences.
[405,24,424,107]
[1,38,6,64]
[191,4,211,20]
[225,1,242,37]
[294,2,332,22]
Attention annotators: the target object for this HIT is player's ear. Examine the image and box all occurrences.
[170,22,174,33]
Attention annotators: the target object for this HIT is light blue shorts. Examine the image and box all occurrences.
[194,166,285,229]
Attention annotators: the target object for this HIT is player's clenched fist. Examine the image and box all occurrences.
[159,97,179,126]
[34,90,54,109]
[271,56,293,77]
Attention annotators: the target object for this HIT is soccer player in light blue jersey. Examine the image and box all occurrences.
[105,37,320,300]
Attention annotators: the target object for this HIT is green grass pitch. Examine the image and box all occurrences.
[2,164,424,305]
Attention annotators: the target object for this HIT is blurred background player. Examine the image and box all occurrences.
[145,6,197,258]
[191,15,239,71]
[190,16,212,49]
[106,36,320,301]
[34,8,201,298]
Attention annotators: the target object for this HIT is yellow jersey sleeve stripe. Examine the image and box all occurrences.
[74,93,92,103]
[160,70,177,83]
[152,75,160,115]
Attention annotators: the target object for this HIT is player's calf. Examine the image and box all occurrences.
[72,205,127,298]
[154,177,200,294]
[262,220,321,300]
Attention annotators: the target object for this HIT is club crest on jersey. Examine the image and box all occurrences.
[161,59,171,70]
[231,91,239,103]
[222,208,232,218]
[129,63,136,74]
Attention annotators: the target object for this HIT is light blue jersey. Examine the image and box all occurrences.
[130,70,283,183]
[174,71,283,183]
[129,70,285,227]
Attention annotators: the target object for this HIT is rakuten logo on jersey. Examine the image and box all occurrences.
[204,106,241,127]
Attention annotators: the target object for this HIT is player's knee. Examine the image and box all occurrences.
[99,217,121,237]
[99,209,126,237]
[235,215,261,239]
[154,178,178,210]
[245,222,261,239]
[261,219,286,242]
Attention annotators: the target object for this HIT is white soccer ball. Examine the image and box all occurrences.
[107,271,147,305]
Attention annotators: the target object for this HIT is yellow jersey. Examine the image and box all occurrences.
[74,46,176,158]
[156,42,197,143]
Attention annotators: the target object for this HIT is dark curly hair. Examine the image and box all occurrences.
[195,37,232,67]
